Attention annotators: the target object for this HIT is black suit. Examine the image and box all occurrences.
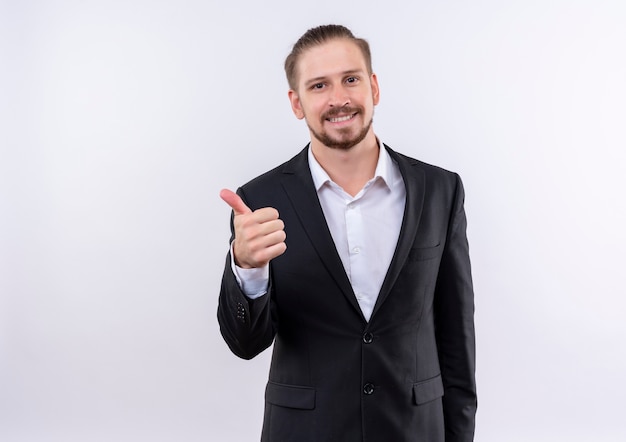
[218,145,476,441]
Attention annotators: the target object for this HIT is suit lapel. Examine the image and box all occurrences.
[280,147,365,321]
[370,146,425,319]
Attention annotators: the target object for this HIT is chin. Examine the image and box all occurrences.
[311,123,373,151]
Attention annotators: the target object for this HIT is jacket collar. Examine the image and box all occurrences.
[279,144,425,323]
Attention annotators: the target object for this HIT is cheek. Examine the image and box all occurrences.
[304,103,325,121]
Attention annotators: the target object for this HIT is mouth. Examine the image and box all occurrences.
[326,112,358,123]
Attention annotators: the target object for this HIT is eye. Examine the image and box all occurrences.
[311,83,325,90]
[345,76,359,84]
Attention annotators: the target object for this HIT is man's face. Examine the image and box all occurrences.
[288,38,380,151]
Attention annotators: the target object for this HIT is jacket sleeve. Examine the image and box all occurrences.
[434,174,477,441]
[216,189,276,360]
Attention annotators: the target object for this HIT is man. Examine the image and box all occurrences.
[218,24,476,442]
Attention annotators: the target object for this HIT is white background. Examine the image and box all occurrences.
[1,1,625,441]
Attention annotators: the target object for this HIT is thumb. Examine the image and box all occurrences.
[220,189,252,215]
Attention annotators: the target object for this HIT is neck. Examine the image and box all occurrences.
[310,131,380,197]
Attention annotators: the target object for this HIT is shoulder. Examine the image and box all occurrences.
[384,144,461,186]
[385,144,468,214]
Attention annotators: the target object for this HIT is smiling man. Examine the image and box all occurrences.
[218,25,477,442]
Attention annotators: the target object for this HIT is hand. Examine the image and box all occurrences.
[220,189,287,269]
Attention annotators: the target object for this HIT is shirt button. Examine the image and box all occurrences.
[363,332,374,344]
[363,383,375,395]
[353,247,360,254]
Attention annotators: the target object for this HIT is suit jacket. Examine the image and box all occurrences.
[218,144,476,442]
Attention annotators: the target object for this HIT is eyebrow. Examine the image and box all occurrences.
[303,69,365,88]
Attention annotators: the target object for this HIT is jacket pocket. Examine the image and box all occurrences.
[412,374,444,405]
[407,244,440,261]
[265,381,316,410]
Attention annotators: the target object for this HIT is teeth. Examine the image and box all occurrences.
[329,114,353,123]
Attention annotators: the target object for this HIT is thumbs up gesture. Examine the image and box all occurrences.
[220,189,287,269]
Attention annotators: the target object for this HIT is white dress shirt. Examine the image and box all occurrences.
[232,142,406,322]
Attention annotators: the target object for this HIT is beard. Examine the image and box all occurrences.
[307,106,374,151]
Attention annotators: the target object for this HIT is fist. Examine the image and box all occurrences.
[220,189,287,268]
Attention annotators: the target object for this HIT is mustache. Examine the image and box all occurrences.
[321,106,362,120]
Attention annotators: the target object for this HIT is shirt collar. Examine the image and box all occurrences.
[307,140,397,192]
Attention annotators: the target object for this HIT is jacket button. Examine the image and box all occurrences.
[363,332,373,344]
[236,303,246,322]
[363,383,375,395]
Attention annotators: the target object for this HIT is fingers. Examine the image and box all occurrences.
[220,188,252,215]
[233,214,286,268]
[234,228,287,268]
[220,188,287,268]
[236,220,286,247]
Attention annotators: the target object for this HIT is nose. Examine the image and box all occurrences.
[329,84,350,107]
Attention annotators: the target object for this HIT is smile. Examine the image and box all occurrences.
[327,113,356,123]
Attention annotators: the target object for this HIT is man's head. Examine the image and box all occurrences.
[284,25,373,92]
[285,25,379,151]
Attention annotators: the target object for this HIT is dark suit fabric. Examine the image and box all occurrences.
[218,145,476,442]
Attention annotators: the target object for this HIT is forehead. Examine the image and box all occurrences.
[296,39,368,84]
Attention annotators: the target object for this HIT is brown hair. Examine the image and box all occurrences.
[284,24,372,91]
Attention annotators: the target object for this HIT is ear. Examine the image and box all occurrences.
[370,73,380,106]
[288,89,305,120]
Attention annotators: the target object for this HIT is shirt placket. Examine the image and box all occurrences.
[345,197,371,319]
